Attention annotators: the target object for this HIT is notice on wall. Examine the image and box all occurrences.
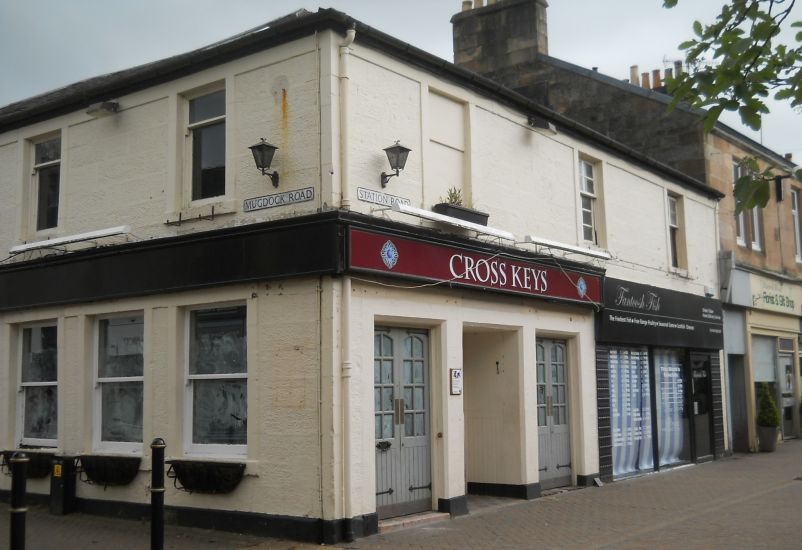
[609,347,653,477]
[450,368,463,396]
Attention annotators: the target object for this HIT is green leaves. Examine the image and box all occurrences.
[665,0,801,132]
[732,157,783,212]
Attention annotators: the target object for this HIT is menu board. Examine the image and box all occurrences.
[609,347,653,477]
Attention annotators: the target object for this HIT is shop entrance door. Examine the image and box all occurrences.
[690,354,713,460]
[779,354,795,439]
[536,339,571,489]
[374,328,431,519]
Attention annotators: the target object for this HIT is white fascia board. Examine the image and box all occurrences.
[391,202,515,241]
[10,225,131,254]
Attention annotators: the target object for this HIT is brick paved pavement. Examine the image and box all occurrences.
[2,440,801,549]
[340,439,802,550]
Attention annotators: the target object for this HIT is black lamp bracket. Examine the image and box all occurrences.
[380,168,399,187]
[261,169,280,188]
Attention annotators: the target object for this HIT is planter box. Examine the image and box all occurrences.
[2,450,55,478]
[432,203,489,226]
[166,460,245,494]
[758,425,779,452]
[79,455,141,486]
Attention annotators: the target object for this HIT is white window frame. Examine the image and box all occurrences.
[733,161,746,246]
[792,189,802,262]
[184,86,226,204]
[184,303,247,458]
[93,313,145,454]
[17,322,58,448]
[31,134,62,233]
[578,159,598,244]
[750,207,762,251]
[667,194,684,269]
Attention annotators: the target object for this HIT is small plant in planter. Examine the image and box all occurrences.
[432,187,489,226]
[757,382,781,452]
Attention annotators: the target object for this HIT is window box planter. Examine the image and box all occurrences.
[166,460,245,494]
[1,450,55,478]
[432,203,489,226]
[79,455,141,487]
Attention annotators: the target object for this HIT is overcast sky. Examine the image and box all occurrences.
[0,0,799,161]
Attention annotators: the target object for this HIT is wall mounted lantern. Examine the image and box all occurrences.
[380,141,411,187]
[249,139,279,187]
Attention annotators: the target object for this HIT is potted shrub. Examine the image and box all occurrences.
[757,382,781,452]
[432,187,489,226]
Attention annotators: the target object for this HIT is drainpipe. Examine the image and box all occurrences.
[339,25,356,210]
[341,275,354,541]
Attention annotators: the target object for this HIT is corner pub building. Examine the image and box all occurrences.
[0,6,724,544]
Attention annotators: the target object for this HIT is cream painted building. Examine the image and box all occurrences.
[0,8,724,543]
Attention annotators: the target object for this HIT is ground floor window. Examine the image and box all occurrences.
[186,306,247,456]
[20,324,58,446]
[96,315,144,451]
[608,346,702,478]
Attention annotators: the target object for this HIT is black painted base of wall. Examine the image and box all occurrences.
[576,473,600,487]
[0,490,378,544]
[437,495,469,517]
[467,482,541,500]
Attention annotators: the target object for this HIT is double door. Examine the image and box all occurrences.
[536,339,571,489]
[374,328,431,519]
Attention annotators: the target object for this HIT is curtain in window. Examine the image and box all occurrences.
[609,347,653,477]
[655,348,689,466]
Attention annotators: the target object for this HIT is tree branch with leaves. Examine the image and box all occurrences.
[664,0,802,210]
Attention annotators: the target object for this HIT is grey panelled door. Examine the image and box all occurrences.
[374,328,432,519]
[536,339,571,489]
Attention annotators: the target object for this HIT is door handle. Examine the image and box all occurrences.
[394,398,404,425]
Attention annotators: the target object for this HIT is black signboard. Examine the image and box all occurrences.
[598,278,723,349]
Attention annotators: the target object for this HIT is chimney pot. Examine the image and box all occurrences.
[674,60,683,76]
[475,0,484,7]
[630,65,639,85]
[785,153,794,161]
[665,67,673,81]
[652,69,662,89]
[462,0,473,11]
[641,72,651,89]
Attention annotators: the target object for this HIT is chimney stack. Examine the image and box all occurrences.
[629,65,639,85]
[652,69,662,89]
[452,0,549,77]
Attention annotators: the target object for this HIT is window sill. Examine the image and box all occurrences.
[165,198,237,226]
[668,267,690,279]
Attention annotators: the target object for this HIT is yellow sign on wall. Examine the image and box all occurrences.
[53,464,62,477]
[750,274,802,316]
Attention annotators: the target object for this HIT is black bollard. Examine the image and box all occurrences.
[150,438,166,550]
[10,452,29,550]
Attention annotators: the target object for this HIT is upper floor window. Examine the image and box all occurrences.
[186,306,247,456]
[750,207,763,251]
[19,324,58,446]
[188,89,225,201]
[733,161,746,246]
[33,135,61,231]
[578,158,604,246]
[95,315,144,452]
[792,189,802,262]
[667,193,687,269]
